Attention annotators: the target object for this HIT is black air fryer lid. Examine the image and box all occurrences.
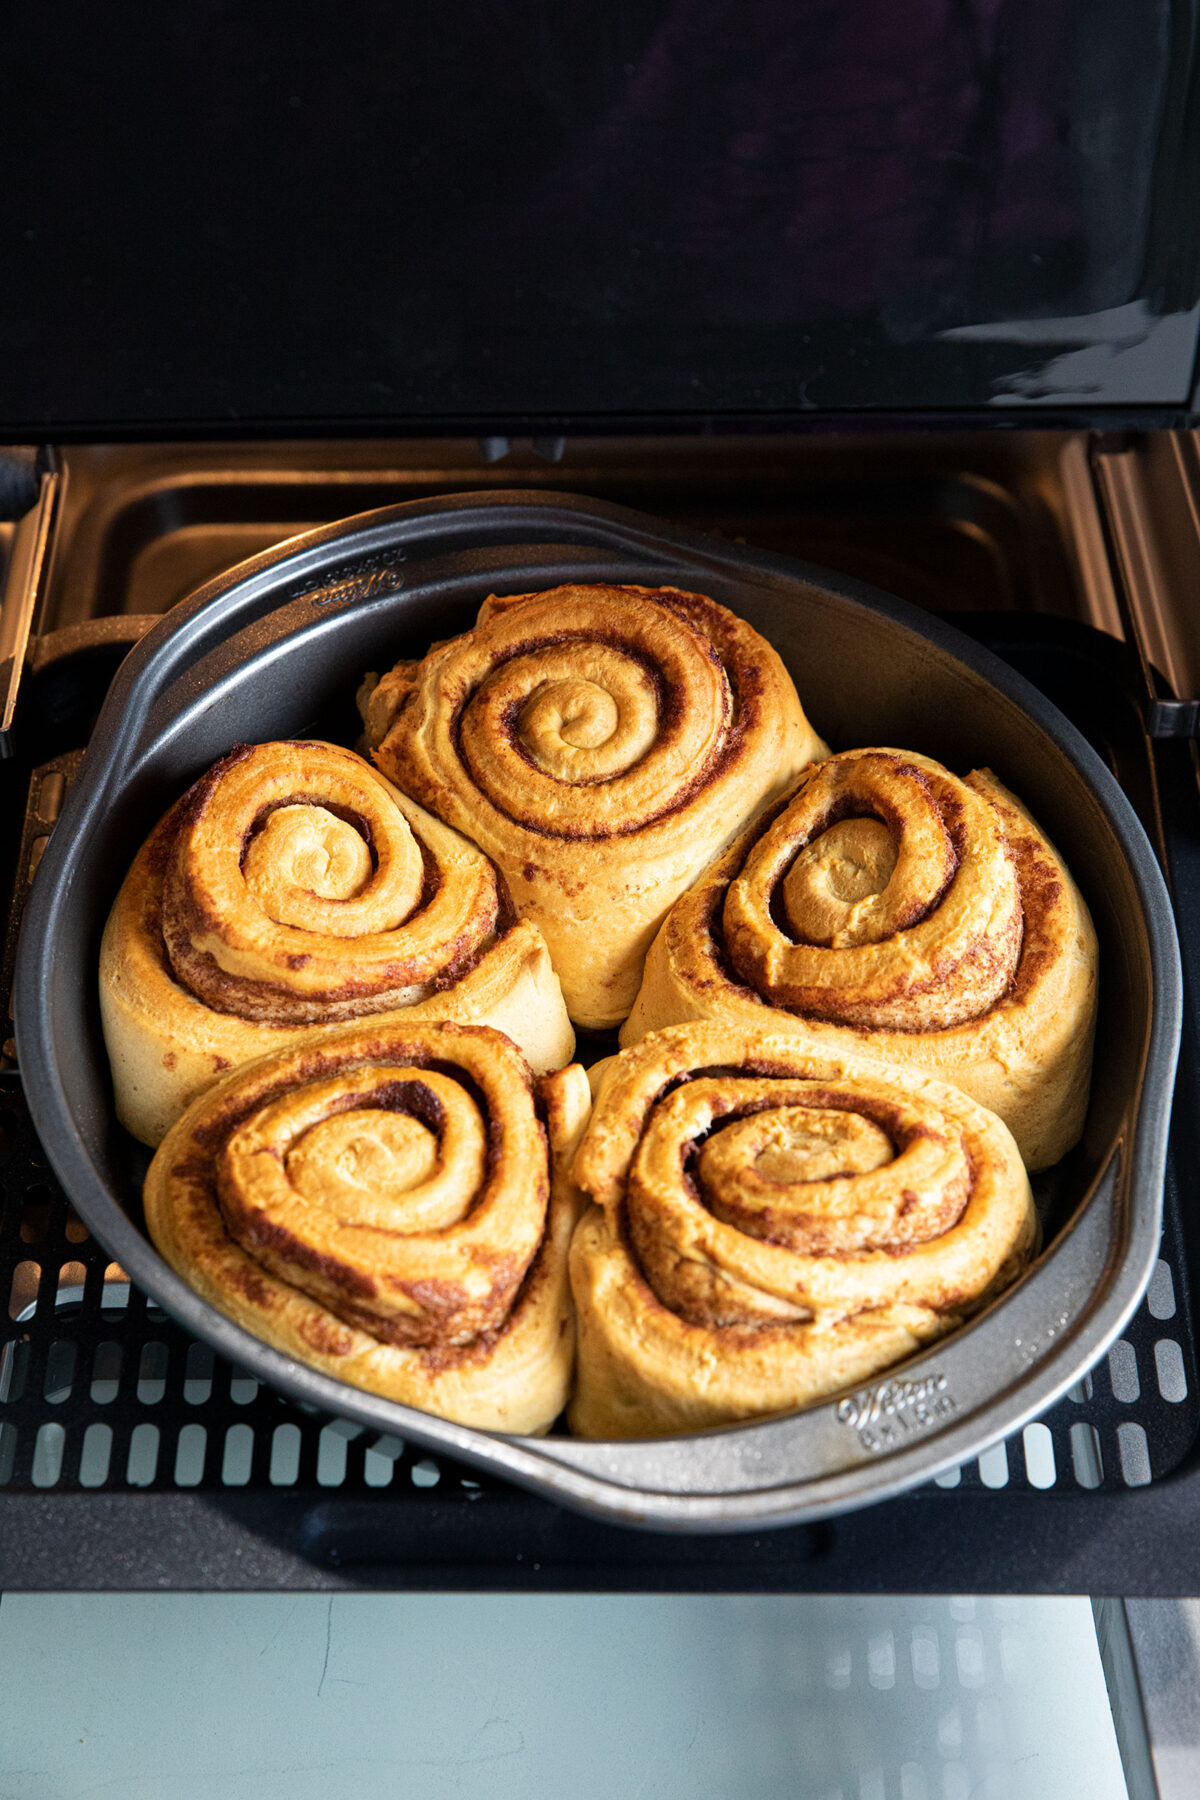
[2,2,1198,437]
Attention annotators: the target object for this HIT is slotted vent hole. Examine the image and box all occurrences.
[1108,1339,1140,1404]
[8,1261,41,1320]
[126,1423,160,1487]
[910,1627,940,1690]
[100,1271,129,1310]
[42,1340,76,1405]
[269,1423,301,1486]
[1069,1422,1103,1489]
[976,1443,1008,1490]
[1022,1423,1056,1489]
[1118,1422,1152,1487]
[31,1422,65,1488]
[90,1342,122,1404]
[79,1423,113,1487]
[1147,1258,1177,1320]
[867,1630,896,1691]
[136,1342,169,1405]
[1154,1339,1187,1403]
[898,1761,928,1799]
[37,769,66,818]
[183,1343,214,1404]
[55,1262,89,1301]
[221,1424,255,1486]
[363,1438,399,1488]
[316,1426,348,1487]
[174,1424,207,1487]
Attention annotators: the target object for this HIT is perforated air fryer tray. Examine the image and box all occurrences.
[12,492,1183,1531]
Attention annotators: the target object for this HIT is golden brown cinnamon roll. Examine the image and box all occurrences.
[622,749,1097,1170]
[363,583,827,1030]
[569,1023,1037,1438]
[145,1021,590,1432]
[100,740,574,1145]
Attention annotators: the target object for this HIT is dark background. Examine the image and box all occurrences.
[1,0,1198,433]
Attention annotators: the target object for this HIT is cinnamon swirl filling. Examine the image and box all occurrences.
[100,739,576,1147]
[159,741,498,1023]
[723,751,1023,1032]
[366,581,827,1028]
[144,1022,591,1432]
[568,1022,1037,1438]
[449,596,735,836]
[621,748,1097,1170]
[208,1034,545,1347]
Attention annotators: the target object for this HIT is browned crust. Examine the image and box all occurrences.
[567,1023,1037,1434]
[148,1020,570,1378]
[146,742,503,1025]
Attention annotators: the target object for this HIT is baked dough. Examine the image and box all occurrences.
[622,749,1097,1170]
[100,739,574,1145]
[363,583,827,1030]
[144,1020,591,1433]
[568,1021,1037,1438]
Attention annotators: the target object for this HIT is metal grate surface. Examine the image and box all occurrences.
[0,1082,511,1505]
[1,1057,1196,1508]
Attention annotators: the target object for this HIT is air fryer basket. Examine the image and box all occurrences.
[12,492,1182,1531]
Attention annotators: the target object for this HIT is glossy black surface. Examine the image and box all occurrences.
[1,4,1198,432]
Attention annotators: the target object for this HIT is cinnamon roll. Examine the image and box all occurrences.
[145,1021,591,1432]
[100,740,574,1145]
[622,749,1097,1170]
[362,583,827,1030]
[569,1022,1037,1438]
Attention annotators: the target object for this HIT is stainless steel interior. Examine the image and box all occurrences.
[17,428,1200,738]
[32,432,1129,634]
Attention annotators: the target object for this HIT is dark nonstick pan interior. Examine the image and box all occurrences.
[13,492,1182,1530]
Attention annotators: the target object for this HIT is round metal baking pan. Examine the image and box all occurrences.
[13,491,1183,1531]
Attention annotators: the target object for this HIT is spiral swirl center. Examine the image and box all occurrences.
[701,1106,894,1194]
[780,818,899,946]
[156,743,502,1026]
[221,1066,488,1243]
[521,679,620,753]
[722,751,1023,1031]
[243,805,380,923]
[618,1071,978,1325]
[502,653,660,782]
[447,593,739,836]
[287,1109,443,1214]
